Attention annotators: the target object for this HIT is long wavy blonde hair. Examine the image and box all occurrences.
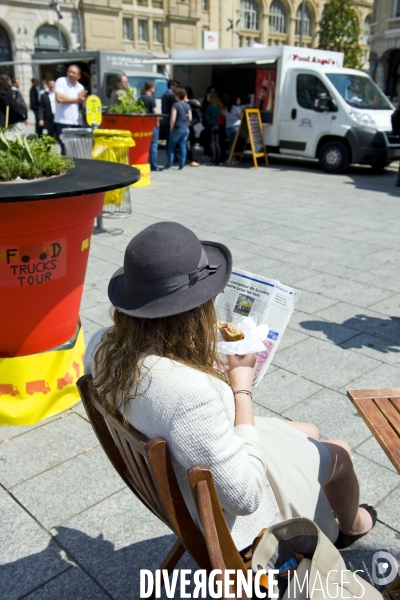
[91,299,226,423]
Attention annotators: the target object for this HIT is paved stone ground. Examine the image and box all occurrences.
[1,153,400,599]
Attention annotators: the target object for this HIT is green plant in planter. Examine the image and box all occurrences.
[0,130,74,182]
[108,88,147,114]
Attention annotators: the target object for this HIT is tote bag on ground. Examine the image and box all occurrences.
[252,517,382,599]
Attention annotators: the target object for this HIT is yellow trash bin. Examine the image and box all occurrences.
[131,163,151,188]
[92,129,136,206]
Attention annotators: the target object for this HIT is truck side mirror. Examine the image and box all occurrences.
[314,93,332,113]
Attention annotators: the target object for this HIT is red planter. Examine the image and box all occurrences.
[0,193,103,357]
[0,160,140,358]
[101,114,158,165]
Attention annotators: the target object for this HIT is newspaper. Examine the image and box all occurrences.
[215,268,300,387]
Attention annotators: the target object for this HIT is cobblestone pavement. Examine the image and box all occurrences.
[1,155,400,599]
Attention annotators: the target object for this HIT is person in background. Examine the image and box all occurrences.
[201,85,215,116]
[38,79,56,138]
[224,94,246,156]
[110,74,129,106]
[203,90,222,166]
[218,96,227,163]
[161,79,179,147]
[39,79,48,99]
[391,105,400,186]
[0,74,28,130]
[139,80,161,172]
[165,87,191,170]
[11,78,20,91]
[54,64,86,155]
[30,77,42,135]
[186,88,201,167]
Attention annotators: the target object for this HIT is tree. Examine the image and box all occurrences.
[318,0,363,69]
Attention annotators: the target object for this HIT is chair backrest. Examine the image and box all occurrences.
[76,374,211,570]
[76,375,251,585]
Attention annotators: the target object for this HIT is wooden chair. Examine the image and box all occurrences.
[348,387,400,600]
[76,375,253,599]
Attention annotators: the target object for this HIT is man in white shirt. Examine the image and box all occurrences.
[54,64,87,154]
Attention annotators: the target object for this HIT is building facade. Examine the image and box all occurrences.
[369,0,400,101]
[1,0,373,98]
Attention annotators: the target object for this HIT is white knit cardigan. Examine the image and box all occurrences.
[85,328,278,551]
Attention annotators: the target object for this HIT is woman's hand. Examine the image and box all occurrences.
[227,353,257,392]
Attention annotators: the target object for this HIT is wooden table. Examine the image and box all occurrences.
[347,388,400,474]
[347,388,400,599]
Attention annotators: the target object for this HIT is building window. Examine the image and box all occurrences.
[269,0,286,34]
[394,0,400,18]
[0,24,12,62]
[202,0,209,9]
[362,15,371,44]
[240,0,259,30]
[153,21,163,43]
[138,19,148,42]
[295,2,313,37]
[123,18,134,41]
[34,24,68,52]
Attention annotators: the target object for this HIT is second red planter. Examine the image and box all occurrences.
[101,114,158,165]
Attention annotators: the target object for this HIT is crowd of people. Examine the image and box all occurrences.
[1,66,249,168]
[0,67,86,156]
[141,78,249,171]
[107,75,249,170]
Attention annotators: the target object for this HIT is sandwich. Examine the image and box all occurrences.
[217,321,245,342]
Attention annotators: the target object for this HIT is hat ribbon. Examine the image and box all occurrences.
[125,247,221,300]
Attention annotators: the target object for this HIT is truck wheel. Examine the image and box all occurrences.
[319,141,350,174]
[370,162,390,172]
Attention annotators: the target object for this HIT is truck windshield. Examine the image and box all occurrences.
[127,77,168,99]
[326,73,392,110]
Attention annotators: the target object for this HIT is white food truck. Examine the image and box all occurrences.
[151,45,400,173]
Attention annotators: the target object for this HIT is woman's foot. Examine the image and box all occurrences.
[190,161,200,167]
[335,504,376,549]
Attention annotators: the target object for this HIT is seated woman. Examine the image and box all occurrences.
[85,222,376,552]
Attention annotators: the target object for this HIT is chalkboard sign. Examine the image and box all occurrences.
[227,108,268,169]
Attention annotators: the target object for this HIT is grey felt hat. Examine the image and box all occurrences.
[108,221,232,319]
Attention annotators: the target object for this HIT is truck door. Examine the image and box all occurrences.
[280,70,332,157]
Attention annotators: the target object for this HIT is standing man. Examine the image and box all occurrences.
[38,79,56,138]
[54,65,86,155]
[161,79,179,147]
[139,80,161,172]
[30,77,42,135]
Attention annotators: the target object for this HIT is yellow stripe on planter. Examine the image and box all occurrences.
[130,163,151,187]
[0,326,85,426]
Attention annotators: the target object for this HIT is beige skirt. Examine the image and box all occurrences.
[255,416,339,543]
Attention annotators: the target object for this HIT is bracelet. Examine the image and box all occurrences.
[233,389,253,400]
